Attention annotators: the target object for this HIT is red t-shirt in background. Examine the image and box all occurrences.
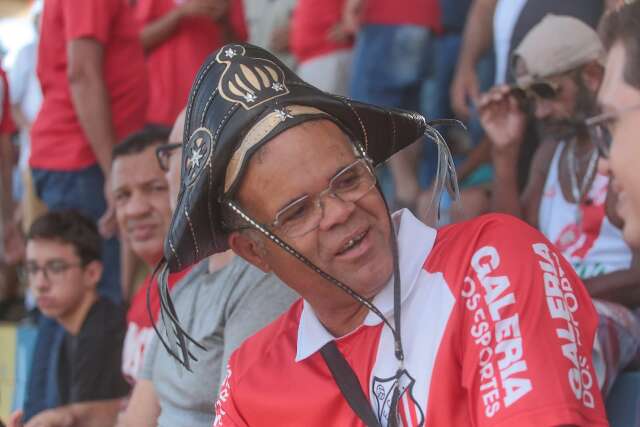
[290,0,353,64]
[135,0,248,126]
[30,0,148,171]
[122,268,189,383]
[363,0,440,31]
[0,68,17,135]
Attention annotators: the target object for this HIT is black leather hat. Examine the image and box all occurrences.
[165,43,435,273]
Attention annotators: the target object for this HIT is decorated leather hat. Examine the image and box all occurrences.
[165,43,439,273]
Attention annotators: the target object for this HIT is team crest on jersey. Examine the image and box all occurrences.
[372,370,425,427]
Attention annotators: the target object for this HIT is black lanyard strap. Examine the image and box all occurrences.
[320,341,383,427]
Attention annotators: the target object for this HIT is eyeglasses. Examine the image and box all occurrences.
[21,260,84,283]
[236,158,377,238]
[509,80,560,105]
[585,104,640,158]
[156,143,182,172]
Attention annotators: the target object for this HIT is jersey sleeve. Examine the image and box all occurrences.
[62,0,116,44]
[213,361,248,427]
[454,215,608,426]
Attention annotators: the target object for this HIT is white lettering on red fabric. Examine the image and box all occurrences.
[122,324,155,383]
[462,246,532,418]
[533,243,595,409]
[214,365,233,426]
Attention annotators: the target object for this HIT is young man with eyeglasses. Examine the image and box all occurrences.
[595,1,640,251]
[8,211,129,427]
[479,14,640,396]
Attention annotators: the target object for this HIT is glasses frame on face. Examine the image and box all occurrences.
[231,157,377,238]
[21,259,85,284]
[156,143,182,172]
[585,103,640,158]
[509,79,561,106]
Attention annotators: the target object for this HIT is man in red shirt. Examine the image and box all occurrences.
[24,0,148,419]
[134,0,247,127]
[109,127,188,384]
[155,44,608,426]
[0,66,18,263]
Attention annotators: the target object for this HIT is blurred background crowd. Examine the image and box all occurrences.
[0,0,639,426]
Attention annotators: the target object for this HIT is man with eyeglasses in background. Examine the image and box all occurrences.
[594,1,640,251]
[479,14,640,396]
[7,211,129,427]
[116,113,296,427]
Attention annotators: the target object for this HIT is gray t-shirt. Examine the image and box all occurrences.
[140,256,298,427]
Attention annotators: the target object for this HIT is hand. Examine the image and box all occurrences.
[327,21,351,44]
[24,408,73,427]
[342,0,364,35]
[450,62,480,121]
[270,24,290,52]
[99,177,117,239]
[477,85,527,153]
[3,221,25,265]
[7,410,24,427]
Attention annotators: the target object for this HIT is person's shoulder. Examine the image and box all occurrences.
[436,213,541,246]
[227,299,303,379]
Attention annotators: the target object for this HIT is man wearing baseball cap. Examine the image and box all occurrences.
[155,43,608,426]
[479,14,640,396]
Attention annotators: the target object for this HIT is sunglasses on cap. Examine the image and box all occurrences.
[585,103,640,158]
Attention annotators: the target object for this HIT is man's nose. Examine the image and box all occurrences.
[317,194,356,231]
[125,191,152,217]
[534,99,553,120]
[30,269,50,292]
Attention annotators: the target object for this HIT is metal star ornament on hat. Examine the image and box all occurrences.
[152,43,460,370]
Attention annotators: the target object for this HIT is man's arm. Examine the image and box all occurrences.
[141,0,236,52]
[24,400,121,427]
[66,38,116,178]
[582,253,640,308]
[115,380,159,427]
[450,0,498,120]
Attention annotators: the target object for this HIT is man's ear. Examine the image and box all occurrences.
[228,231,272,273]
[581,61,605,94]
[83,260,103,289]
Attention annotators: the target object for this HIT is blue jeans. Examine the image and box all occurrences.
[24,164,122,420]
[420,34,495,189]
[350,24,433,111]
[350,24,434,200]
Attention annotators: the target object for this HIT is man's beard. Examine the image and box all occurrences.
[536,77,599,140]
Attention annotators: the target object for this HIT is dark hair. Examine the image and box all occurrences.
[27,210,101,265]
[112,125,171,162]
[599,1,640,89]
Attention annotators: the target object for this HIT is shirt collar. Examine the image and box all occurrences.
[295,209,437,362]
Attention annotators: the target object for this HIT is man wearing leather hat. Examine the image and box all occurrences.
[156,43,608,426]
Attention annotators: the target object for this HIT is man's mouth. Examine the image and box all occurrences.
[336,229,369,256]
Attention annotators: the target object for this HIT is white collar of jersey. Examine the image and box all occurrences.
[295,209,437,362]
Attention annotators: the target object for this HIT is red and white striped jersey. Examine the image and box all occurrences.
[213,211,608,427]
